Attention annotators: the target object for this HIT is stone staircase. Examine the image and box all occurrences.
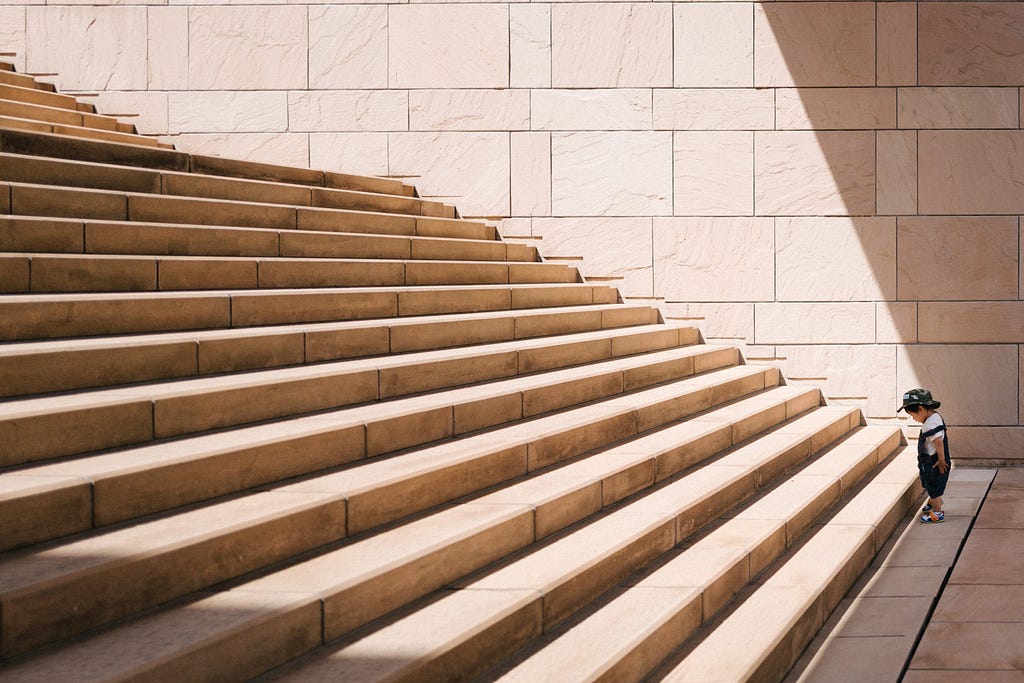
[0,62,924,682]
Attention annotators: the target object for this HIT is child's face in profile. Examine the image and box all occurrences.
[906,405,926,423]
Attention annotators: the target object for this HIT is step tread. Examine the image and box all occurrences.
[0,84,81,111]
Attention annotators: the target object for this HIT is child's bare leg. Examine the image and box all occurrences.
[931,496,943,513]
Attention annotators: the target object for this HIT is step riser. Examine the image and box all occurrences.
[0,256,576,294]
[0,386,812,666]
[0,283,611,342]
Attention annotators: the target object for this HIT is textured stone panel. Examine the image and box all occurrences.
[147,7,188,90]
[0,9,25,72]
[920,4,1024,86]
[654,217,774,302]
[754,3,874,87]
[674,3,752,87]
[552,4,672,88]
[778,345,896,418]
[26,7,147,90]
[776,217,896,301]
[389,132,510,217]
[309,6,387,89]
[389,5,509,89]
[674,132,753,216]
[919,131,1024,215]
[188,7,307,90]
[309,133,388,176]
[661,302,754,341]
[877,131,917,216]
[878,2,916,86]
[919,302,1024,344]
[168,92,288,133]
[551,132,672,217]
[173,133,310,169]
[81,92,169,135]
[899,88,1018,129]
[775,89,896,130]
[534,218,652,296]
[897,345,1018,427]
[653,89,774,131]
[511,132,551,217]
[755,131,875,216]
[955,428,1024,464]
[410,90,529,132]
[898,217,1018,301]
[288,91,408,132]
[532,90,650,131]
[510,4,550,89]
[753,303,875,344]
[877,303,917,344]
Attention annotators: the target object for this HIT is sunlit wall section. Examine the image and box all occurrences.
[1,2,1021,461]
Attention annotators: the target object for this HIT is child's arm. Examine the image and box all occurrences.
[933,430,948,474]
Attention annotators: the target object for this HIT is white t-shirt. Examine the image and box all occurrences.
[921,413,945,456]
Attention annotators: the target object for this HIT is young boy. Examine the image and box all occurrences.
[898,388,951,524]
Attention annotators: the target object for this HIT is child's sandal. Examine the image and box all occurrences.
[922,503,932,513]
[920,511,944,524]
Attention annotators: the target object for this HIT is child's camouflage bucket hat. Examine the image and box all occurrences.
[898,388,941,412]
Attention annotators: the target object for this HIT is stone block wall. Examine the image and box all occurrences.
[2,2,1023,460]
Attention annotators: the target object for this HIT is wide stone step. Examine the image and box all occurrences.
[0,253,576,294]
[0,323,697,466]
[0,99,118,131]
[0,216,536,262]
[259,405,860,682]
[0,84,80,112]
[659,446,920,683]
[0,70,56,92]
[0,303,658,398]
[0,282,611,341]
[494,425,903,682]
[0,365,790,662]
[0,345,741,549]
[0,154,454,218]
[0,385,820,676]
[2,182,493,240]
[0,128,414,197]
[0,116,163,148]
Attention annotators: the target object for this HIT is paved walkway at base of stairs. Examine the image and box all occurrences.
[789,466,1024,682]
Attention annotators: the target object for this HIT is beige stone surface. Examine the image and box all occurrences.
[877,130,917,216]
[552,4,671,88]
[510,4,550,89]
[899,87,1018,129]
[919,131,1024,215]
[168,92,287,134]
[389,5,509,88]
[877,1,917,86]
[511,132,551,217]
[674,131,753,216]
[389,132,510,216]
[26,7,147,90]
[776,89,895,130]
[754,3,874,87]
[147,7,187,90]
[653,89,774,131]
[532,89,650,131]
[920,4,1024,86]
[876,303,917,344]
[84,92,169,135]
[654,217,774,302]
[912,622,1024,670]
[534,218,652,297]
[897,344,1018,426]
[0,8,25,72]
[173,133,310,169]
[187,7,306,90]
[662,302,753,341]
[918,302,1024,344]
[411,90,528,132]
[288,91,407,132]
[309,133,387,176]
[551,132,672,217]
[308,6,387,89]
[674,3,752,87]
[755,131,875,216]
[898,216,1018,301]
[753,303,876,345]
[777,345,895,419]
[776,217,896,301]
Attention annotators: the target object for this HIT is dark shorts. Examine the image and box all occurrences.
[918,454,951,498]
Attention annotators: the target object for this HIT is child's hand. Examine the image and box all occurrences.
[934,458,949,475]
